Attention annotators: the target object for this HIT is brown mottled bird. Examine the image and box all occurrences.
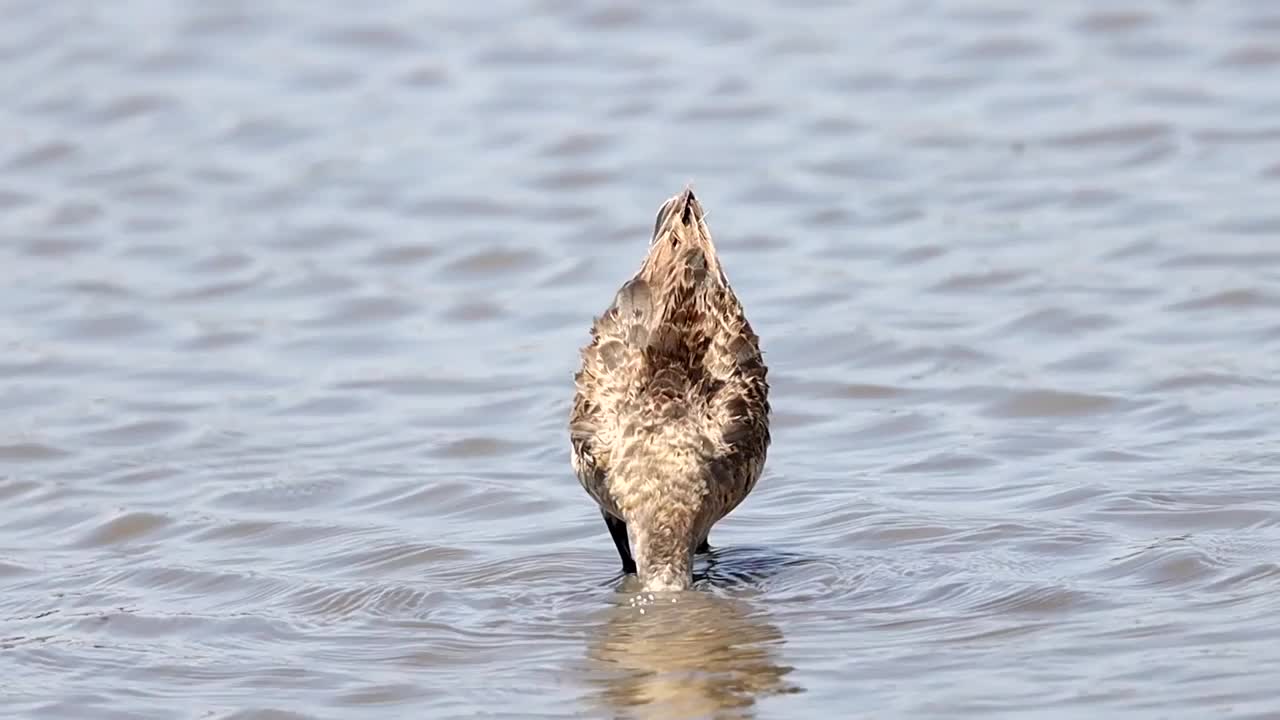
[569,188,770,592]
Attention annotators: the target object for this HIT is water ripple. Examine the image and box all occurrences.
[2,1,1279,718]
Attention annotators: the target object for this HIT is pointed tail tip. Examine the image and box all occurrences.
[668,185,702,223]
[650,184,711,245]
[676,185,700,214]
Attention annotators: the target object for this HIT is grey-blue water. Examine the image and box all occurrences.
[3,1,1279,718]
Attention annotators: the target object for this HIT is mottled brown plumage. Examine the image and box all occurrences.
[569,188,770,591]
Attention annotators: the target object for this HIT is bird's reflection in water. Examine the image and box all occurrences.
[581,571,802,719]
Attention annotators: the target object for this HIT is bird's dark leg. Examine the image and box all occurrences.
[603,511,636,574]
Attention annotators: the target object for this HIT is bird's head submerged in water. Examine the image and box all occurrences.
[611,187,737,593]
[571,185,768,594]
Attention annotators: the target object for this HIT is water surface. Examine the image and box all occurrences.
[3,1,1280,718]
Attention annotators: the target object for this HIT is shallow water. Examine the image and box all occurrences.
[3,1,1280,718]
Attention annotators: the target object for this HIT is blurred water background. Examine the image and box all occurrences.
[2,1,1280,718]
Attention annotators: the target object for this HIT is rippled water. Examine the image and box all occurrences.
[3,1,1280,718]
